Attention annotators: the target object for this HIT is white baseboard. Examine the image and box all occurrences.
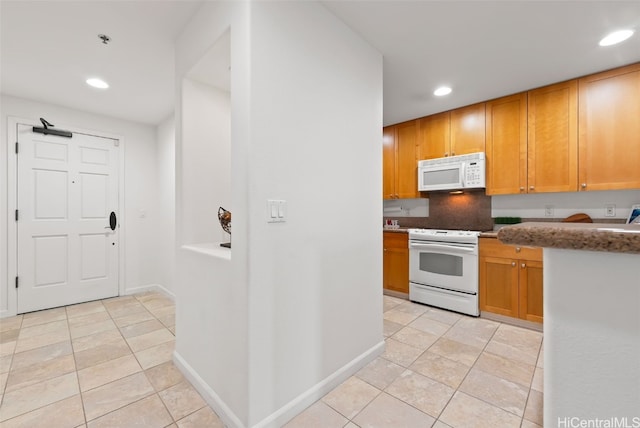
[173,340,384,428]
[125,283,175,301]
[0,284,174,319]
[173,351,245,428]
[253,340,384,428]
[0,309,15,319]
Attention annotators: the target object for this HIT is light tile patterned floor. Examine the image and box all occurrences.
[286,295,543,428]
[0,293,543,427]
[0,292,224,427]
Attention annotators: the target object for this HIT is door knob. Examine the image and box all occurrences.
[109,212,117,231]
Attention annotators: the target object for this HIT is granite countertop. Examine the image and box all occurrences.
[497,222,640,254]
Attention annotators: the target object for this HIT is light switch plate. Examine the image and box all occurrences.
[267,200,286,223]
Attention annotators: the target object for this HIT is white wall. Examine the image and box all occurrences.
[156,115,176,294]
[246,2,383,426]
[180,79,231,245]
[0,94,162,315]
[173,2,383,427]
[493,189,640,220]
[174,2,250,426]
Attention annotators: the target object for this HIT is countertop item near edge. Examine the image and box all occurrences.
[497,222,640,254]
[383,227,409,233]
[479,231,498,238]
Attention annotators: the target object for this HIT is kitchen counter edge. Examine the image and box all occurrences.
[383,227,409,233]
[497,222,640,254]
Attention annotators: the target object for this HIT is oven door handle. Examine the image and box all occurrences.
[409,242,476,254]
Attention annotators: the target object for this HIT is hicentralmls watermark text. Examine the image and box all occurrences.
[558,417,640,428]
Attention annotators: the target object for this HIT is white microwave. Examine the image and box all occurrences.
[417,152,486,192]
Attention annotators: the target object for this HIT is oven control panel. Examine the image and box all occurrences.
[408,228,480,244]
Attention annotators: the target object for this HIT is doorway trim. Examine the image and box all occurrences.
[6,116,126,317]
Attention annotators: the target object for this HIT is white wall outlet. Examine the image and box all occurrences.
[267,200,286,223]
[605,204,616,217]
[544,205,554,217]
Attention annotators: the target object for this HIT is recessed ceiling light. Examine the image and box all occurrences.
[86,78,109,89]
[599,29,634,46]
[434,86,452,96]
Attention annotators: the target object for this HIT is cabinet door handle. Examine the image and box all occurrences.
[515,247,521,253]
[444,152,449,157]
[519,186,525,192]
[511,262,516,267]
[581,183,587,189]
[521,263,526,268]
[451,152,455,156]
[529,186,535,191]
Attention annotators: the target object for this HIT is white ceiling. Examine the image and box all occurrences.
[2,1,640,127]
[0,1,203,125]
[323,1,640,126]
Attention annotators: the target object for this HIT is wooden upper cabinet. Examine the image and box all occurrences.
[450,103,486,156]
[485,93,528,195]
[417,112,449,160]
[578,63,640,191]
[417,103,485,160]
[382,121,419,200]
[382,126,396,199]
[395,121,419,199]
[527,80,578,193]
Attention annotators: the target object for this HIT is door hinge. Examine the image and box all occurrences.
[15,209,19,221]
[15,276,19,289]
[15,142,19,154]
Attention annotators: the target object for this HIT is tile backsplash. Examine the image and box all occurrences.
[384,189,637,232]
[384,191,493,231]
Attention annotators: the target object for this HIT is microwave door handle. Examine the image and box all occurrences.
[409,242,475,254]
[460,162,466,187]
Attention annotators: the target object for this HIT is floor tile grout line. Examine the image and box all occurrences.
[132,295,183,424]
[382,300,540,426]
[0,292,179,427]
[172,402,211,425]
[79,294,175,425]
[321,377,385,423]
[0,312,76,424]
[433,317,541,424]
[389,313,490,424]
[72,301,105,427]
[436,321,523,423]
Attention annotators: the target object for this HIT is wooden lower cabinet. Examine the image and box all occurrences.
[383,232,409,294]
[519,259,543,323]
[479,237,543,323]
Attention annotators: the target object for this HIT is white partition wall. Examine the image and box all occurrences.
[174,2,383,427]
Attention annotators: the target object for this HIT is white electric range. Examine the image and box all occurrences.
[408,228,481,316]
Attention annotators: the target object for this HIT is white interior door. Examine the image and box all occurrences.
[17,124,120,313]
